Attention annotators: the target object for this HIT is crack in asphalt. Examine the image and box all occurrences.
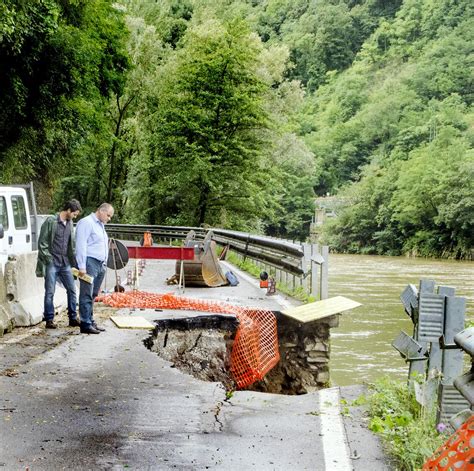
[213,400,224,432]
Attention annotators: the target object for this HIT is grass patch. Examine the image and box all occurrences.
[366,377,446,470]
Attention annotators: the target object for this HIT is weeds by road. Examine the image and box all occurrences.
[363,377,446,470]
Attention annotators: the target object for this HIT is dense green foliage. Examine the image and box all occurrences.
[315,0,473,257]
[134,18,271,227]
[0,0,472,254]
[0,0,129,211]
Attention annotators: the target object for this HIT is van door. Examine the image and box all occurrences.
[10,193,32,255]
[0,195,10,266]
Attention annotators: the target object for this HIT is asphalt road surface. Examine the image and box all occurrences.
[0,259,392,470]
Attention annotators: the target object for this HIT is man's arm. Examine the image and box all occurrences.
[37,217,53,263]
[75,218,90,273]
[67,223,77,267]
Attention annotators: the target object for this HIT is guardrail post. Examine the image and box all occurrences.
[441,292,465,382]
[437,293,468,426]
[414,279,436,377]
[310,243,319,299]
[302,243,311,294]
[309,244,329,300]
[243,234,250,261]
[448,327,474,430]
[394,279,468,421]
[320,246,329,300]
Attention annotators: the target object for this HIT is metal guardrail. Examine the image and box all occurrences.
[106,223,202,241]
[105,223,329,299]
[211,229,305,276]
[106,224,306,276]
[393,279,470,426]
[450,327,474,429]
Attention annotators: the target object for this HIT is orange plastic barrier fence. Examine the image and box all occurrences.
[230,308,280,388]
[96,291,280,388]
[422,415,474,470]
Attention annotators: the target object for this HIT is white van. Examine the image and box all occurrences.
[0,186,32,267]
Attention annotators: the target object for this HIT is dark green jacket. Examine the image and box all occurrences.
[35,214,76,277]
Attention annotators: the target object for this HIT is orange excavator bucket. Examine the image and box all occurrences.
[175,231,229,287]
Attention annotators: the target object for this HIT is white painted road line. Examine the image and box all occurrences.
[319,387,353,471]
[222,261,354,469]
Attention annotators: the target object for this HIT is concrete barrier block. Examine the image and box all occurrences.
[0,303,14,336]
[0,263,15,336]
[3,252,67,327]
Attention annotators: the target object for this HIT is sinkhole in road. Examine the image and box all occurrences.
[143,313,331,395]
[144,314,239,391]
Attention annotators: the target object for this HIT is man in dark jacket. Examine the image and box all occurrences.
[36,199,82,329]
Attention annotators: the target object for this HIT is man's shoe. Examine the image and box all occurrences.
[45,320,58,329]
[68,318,81,327]
[92,323,106,332]
[80,326,101,334]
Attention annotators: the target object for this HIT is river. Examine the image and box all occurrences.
[328,254,474,386]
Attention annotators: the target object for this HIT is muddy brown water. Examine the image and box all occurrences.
[328,254,474,386]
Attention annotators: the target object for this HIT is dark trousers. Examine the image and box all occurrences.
[78,257,105,328]
[43,262,77,321]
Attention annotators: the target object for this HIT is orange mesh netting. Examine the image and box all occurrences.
[96,291,280,388]
[423,415,474,470]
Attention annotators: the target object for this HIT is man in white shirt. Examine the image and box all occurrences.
[75,203,114,334]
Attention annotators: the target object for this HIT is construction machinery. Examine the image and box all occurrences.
[174,230,228,287]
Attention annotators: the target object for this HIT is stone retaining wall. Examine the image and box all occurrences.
[249,313,340,394]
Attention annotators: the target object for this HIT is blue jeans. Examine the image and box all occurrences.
[44,262,77,321]
[79,257,106,328]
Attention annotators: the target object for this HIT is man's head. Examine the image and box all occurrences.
[96,203,114,224]
[62,199,82,220]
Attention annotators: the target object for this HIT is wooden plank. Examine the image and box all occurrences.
[111,316,155,329]
[281,296,362,323]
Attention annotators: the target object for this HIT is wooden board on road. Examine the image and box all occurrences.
[281,296,361,323]
[111,316,155,329]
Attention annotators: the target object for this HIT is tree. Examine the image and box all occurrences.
[391,123,474,257]
[144,17,272,228]
[305,0,473,256]
[103,15,168,217]
[0,0,129,210]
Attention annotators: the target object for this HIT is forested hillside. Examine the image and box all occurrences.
[1,0,472,257]
[311,0,474,258]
